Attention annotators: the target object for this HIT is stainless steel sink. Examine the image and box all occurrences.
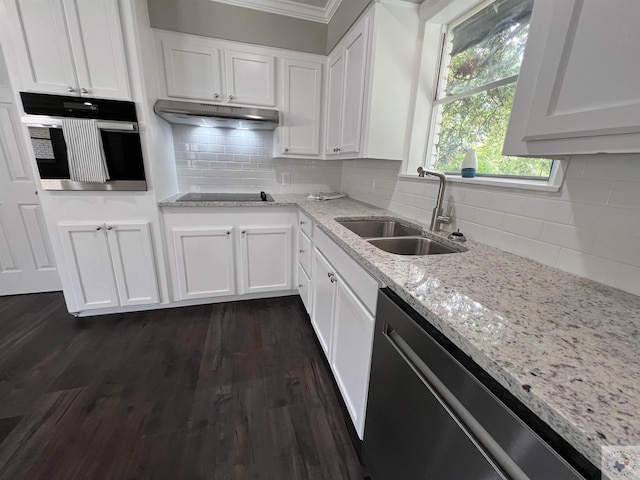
[337,219,422,238]
[367,237,460,255]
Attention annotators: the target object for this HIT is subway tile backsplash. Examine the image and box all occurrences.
[172,126,341,194]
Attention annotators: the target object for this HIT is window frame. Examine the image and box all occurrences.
[412,0,566,192]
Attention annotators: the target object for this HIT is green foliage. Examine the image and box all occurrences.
[434,20,552,178]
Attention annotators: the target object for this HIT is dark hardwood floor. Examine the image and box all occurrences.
[0,292,364,480]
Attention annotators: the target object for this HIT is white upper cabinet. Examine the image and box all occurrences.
[280,58,322,157]
[324,3,421,160]
[157,31,277,108]
[225,50,276,106]
[504,0,640,156]
[4,0,130,99]
[324,18,369,157]
[161,37,223,102]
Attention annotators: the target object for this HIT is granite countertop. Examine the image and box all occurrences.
[160,194,640,469]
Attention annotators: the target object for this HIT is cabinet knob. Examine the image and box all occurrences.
[241,230,246,234]
[336,147,341,152]
[330,274,336,283]
[284,148,289,153]
[67,86,76,93]
[80,88,89,94]
[106,225,113,230]
[299,221,306,225]
[299,249,304,254]
[228,94,234,101]
[298,284,303,289]
[96,226,102,231]
[226,231,230,235]
[214,93,220,99]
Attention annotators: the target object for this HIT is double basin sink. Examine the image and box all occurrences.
[336,218,466,256]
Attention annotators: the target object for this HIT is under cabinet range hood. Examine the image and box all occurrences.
[153,99,279,130]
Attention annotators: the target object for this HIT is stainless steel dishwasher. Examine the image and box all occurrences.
[362,289,598,480]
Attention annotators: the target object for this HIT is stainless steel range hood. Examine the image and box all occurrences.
[153,99,279,130]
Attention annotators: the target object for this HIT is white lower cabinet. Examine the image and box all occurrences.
[58,222,159,311]
[310,248,336,356]
[239,226,292,294]
[172,228,235,300]
[163,209,295,302]
[309,227,379,438]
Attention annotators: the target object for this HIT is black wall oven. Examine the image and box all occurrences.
[21,92,146,191]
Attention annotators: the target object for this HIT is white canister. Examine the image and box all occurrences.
[461,148,477,178]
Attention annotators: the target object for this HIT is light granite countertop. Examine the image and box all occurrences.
[160,194,640,470]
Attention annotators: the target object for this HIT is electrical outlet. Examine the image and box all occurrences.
[282,172,291,186]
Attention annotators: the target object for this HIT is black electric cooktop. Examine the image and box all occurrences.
[177,191,274,202]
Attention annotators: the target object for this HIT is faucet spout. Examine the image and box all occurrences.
[417,167,450,232]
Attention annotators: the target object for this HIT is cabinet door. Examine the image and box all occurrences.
[504,0,640,155]
[63,0,129,99]
[106,222,159,307]
[172,228,235,300]
[238,225,292,294]
[310,248,335,358]
[331,277,375,438]
[224,50,276,106]
[339,17,369,155]
[281,58,322,156]
[7,0,78,94]
[162,38,223,101]
[324,51,344,156]
[297,262,312,314]
[58,223,119,311]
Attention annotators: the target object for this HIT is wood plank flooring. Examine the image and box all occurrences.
[0,292,364,480]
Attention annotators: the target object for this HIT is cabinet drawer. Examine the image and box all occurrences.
[297,263,311,314]
[314,227,379,314]
[298,210,313,238]
[298,229,312,276]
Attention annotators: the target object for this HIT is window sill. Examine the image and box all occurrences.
[397,173,562,192]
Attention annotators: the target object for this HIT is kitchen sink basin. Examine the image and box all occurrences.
[337,219,422,238]
[367,237,461,255]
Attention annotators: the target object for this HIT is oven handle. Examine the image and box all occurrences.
[22,116,138,133]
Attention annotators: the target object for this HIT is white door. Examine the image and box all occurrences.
[310,248,335,358]
[281,58,322,156]
[325,51,344,156]
[106,222,159,306]
[58,223,118,311]
[0,104,60,296]
[331,277,375,438]
[238,225,291,294]
[172,228,236,301]
[339,17,369,155]
[63,0,130,99]
[162,37,223,101]
[6,0,78,94]
[224,50,276,106]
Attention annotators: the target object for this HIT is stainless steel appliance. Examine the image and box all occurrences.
[362,289,597,479]
[153,99,279,130]
[21,92,146,191]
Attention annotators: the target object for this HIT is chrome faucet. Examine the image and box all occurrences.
[417,167,451,232]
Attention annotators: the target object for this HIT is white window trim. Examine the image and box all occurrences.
[403,0,567,193]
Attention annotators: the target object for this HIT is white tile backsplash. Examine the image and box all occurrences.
[341,155,640,296]
[172,126,341,194]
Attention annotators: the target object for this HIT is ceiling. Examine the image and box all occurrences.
[211,0,423,23]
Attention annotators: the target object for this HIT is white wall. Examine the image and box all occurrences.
[172,126,342,194]
[341,155,640,296]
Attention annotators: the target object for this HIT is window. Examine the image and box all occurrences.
[425,0,553,180]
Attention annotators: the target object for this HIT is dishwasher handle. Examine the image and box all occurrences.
[383,323,531,480]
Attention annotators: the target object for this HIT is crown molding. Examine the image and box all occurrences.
[209,0,343,23]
